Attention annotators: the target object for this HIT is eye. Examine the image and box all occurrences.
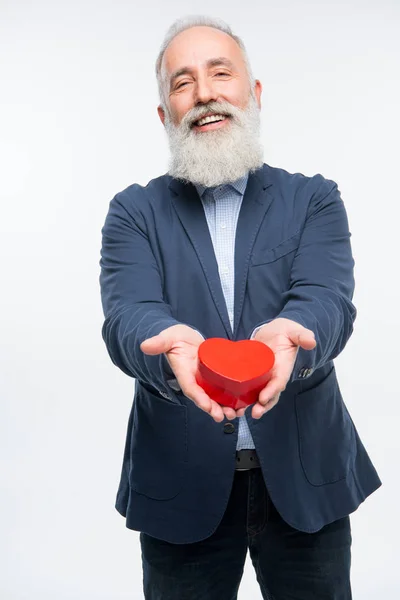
[175,80,191,90]
[214,72,230,77]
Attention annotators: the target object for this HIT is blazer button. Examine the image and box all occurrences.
[224,423,235,434]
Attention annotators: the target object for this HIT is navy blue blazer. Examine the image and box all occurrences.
[100,163,381,543]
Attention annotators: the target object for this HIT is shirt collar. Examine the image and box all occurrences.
[195,172,249,199]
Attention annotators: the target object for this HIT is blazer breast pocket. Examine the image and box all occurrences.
[250,232,301,266]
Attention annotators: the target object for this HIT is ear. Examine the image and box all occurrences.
[157,105,166,126]
[253,80,262,109]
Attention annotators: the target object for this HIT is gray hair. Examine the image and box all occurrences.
[155,15,256,110]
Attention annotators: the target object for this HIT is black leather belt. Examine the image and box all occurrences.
[235,449,260,470]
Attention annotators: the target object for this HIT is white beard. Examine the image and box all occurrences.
[164,94,264,187]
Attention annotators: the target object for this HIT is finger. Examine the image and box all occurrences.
[189,389,213,415]
[252,395,280,419]
[235,407,247,418]
[179,376,213,415]
[222,406,238,420]
[210,400,226,422]
[289,329,316,350]
[258,378,286,405]
[178,371,230,422]
[252,402,268,419]
[140,334,170,355]
[298,331,317,350]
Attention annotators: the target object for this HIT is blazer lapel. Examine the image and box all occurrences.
[168,165,274,340]
[233,167,274,338]
[168,178,233,338]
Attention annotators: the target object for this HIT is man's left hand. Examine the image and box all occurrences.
[236,318,317,420]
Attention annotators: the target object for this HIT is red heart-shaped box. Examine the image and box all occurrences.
[196,338,275,410]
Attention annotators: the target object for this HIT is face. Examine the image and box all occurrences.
[158,26,262,127]
[157,26,264,187]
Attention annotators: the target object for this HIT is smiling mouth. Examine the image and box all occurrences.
[192,114,230,128]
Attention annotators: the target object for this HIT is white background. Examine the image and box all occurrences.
[1,0,399,598]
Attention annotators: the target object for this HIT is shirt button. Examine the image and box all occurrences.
[221,266,229,275]
[220,223,227,229]
[224,423,235,434]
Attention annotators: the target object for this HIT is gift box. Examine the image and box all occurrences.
[196,338,275,410]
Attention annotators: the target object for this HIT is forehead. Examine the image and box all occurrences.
[162,26,245,77]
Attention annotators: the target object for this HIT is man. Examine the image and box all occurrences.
[99,15,382,600]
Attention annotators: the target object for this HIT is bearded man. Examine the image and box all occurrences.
[99,15,381,600]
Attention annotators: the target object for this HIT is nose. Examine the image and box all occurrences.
[194,75,218,105]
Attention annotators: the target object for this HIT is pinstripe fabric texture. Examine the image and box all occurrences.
[195,175,255,450]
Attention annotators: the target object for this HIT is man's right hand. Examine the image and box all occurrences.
[140,324,239,423]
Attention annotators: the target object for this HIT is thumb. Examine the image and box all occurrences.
[140,333,171,355]
[289,328,316,350]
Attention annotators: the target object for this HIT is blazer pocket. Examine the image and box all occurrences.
[130,387,188,500]
[295,367,356,486]
[250,232,301,266]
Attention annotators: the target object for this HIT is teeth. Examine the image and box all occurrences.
[196,114,226,127]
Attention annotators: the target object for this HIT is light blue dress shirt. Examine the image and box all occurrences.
[195,174,255,450]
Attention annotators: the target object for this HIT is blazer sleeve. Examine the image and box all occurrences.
[99,186,197,397]
[250,176,357,383]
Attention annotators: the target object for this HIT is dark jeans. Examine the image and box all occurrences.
[140,468,352,599]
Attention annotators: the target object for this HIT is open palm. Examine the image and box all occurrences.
[237,318,316,419]
[141,324,240,422]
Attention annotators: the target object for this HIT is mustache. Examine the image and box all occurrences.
[181,101,240,129]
